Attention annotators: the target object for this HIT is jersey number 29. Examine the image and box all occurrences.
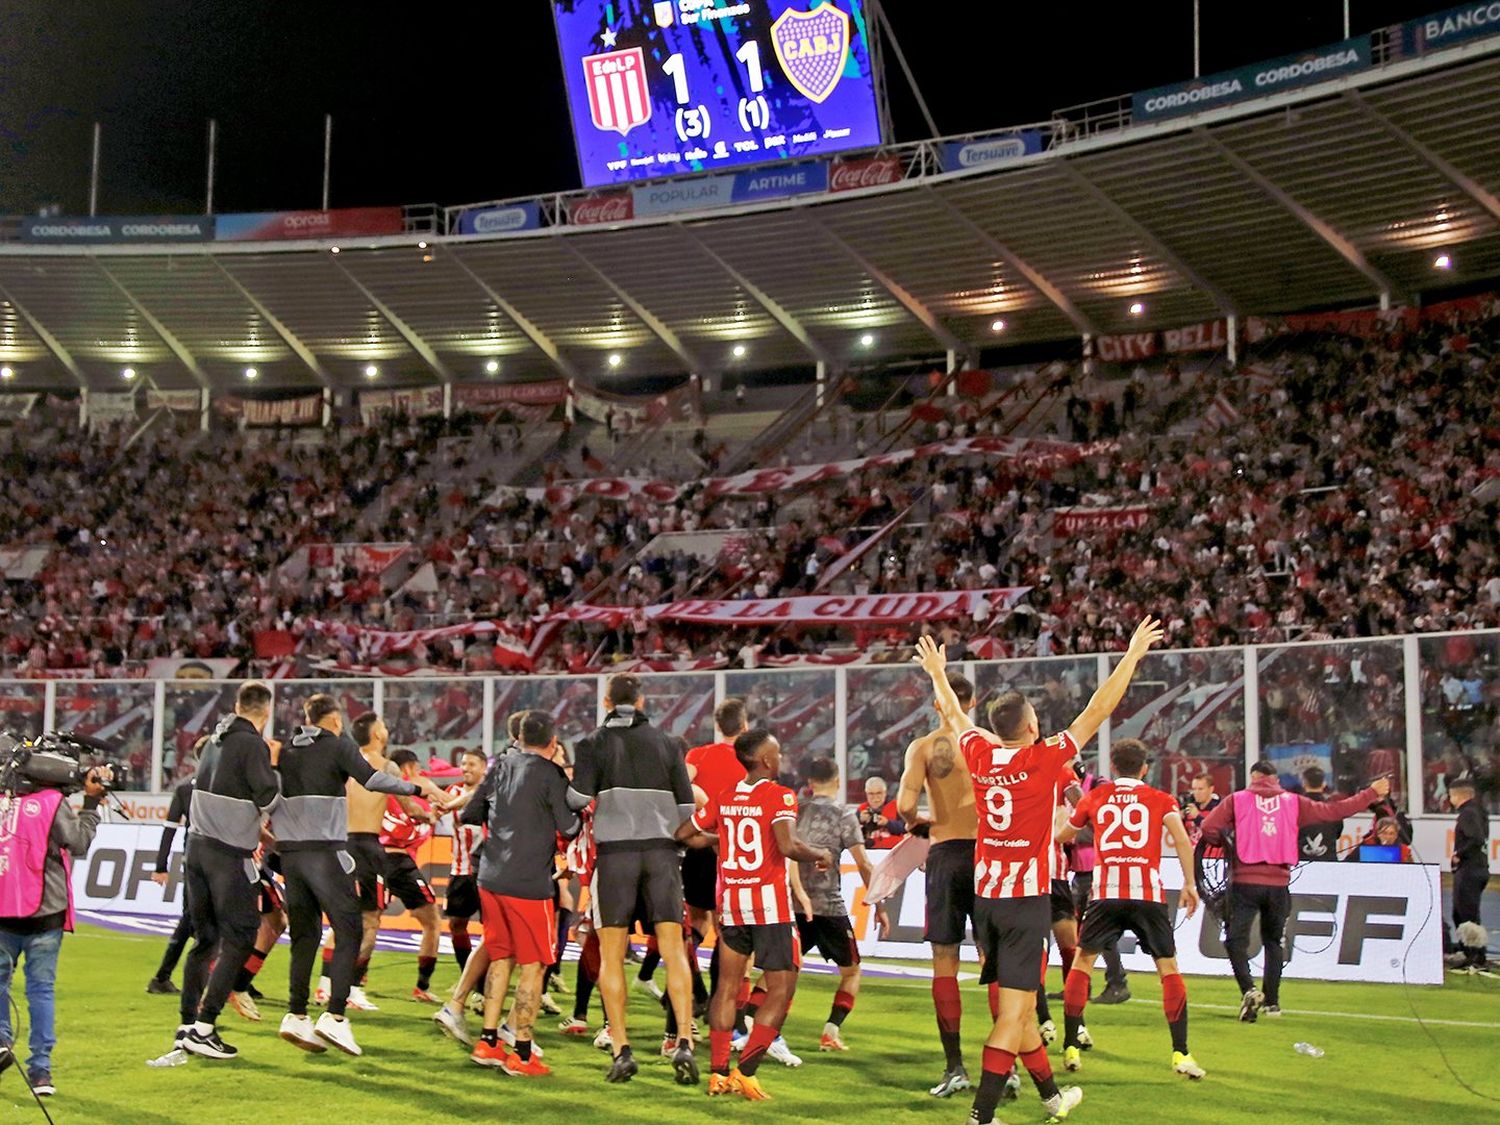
[1096,803,1149,851]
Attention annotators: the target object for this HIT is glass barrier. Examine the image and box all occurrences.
[846,664,933,806]
[53,681,158,791]
[384,679,486,768]
[271,681,376,745]
[1112,649,1247,800]
[973,656,1101,776]
[1418,632,1499,814]
[638,673,718,749]
[492,675,599,761]
[1257,639,1406,806]
[161,682,239,784]
[724,669,837,791]
[0,682,46,742]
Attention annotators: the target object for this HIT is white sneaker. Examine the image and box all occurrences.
[433,1004,473,1047]
[279,1013,326,1053]
[539,992,561,1016]
[1076,1025,1094,1049]
[499,1024,544,1059]
[633,977,664,1002]
[731,1029,748,1053]
[1039,1019,1057,1045]
[593,1025,614,1052]
[768,1036,802,1067]
[347,985,380,1012]
[314,1012,362,1057]
[1042,1085,1083,1121]
[314,976,331,1005]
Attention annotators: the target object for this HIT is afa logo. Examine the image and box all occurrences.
[771,3,851,104]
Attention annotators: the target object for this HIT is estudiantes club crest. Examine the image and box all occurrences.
[584,47,652,136]
[771,3,852,104]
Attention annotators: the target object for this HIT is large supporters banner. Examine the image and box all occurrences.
[555,588,1030,628]
[359,386,445,423]
[1095,319,1229,363]
[455,381,568,409]
[221,395,322,426]
[215,207,404,242]
[302,618,531,670]
[146,389,203,412]
[1050,504,1151,537]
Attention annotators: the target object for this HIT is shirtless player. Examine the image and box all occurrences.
[896,670,992,1099]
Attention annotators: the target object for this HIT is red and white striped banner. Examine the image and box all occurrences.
[1050,505,1150,537]
[554,588,1029,628]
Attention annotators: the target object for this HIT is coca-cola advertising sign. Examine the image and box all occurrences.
[570,193,634,226]
[829,156,903,193]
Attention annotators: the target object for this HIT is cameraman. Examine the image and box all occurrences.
[0,761,112,1098]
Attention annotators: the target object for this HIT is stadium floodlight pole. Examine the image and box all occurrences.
[1344,0,1351,38]
[88,122,101,216]
[322,113,332,210]
[206,119,217,215]
[870,0,940,140]
[1193,0,1201,77]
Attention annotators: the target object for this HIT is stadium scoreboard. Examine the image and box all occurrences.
[552,1,884,188]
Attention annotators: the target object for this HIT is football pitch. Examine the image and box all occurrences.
[6,924,1498,1124]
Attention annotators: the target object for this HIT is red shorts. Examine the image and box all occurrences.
[480,890,557,966]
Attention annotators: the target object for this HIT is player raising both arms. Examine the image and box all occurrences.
[914,615,1163,1125]
[675,728,834,1102]
[894,671,982,1099]
[1056,738,1205,1080]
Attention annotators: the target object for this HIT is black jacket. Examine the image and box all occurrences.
[568,707,693,854]
[275,726,417,850]
[188,716,280,856]
[1454,800,1490,872]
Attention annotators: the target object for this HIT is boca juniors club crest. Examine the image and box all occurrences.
[584,47,652,136]
[771,2,851,104]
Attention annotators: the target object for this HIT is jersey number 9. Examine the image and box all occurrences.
[983,784,1013,832]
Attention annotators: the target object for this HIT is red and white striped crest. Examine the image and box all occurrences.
[584,48,652,137]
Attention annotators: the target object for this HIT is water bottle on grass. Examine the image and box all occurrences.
[1293,1042,1324,1058]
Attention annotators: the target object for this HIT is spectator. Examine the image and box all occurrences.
[856,776,905,850]
[1296,766,1344,861]
[1180,774,1220,844]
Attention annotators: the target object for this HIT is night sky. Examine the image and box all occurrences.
[0,0,1447,217]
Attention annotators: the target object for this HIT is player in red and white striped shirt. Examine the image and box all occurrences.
[444,750,488,974]
[675,728,833,1102]
[915,616,1163,1125]
[1057,737,1204,1080]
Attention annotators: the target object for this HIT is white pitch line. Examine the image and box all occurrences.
[1129,997,1500,1030]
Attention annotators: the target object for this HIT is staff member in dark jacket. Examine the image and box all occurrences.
[567,673,697,1086]
[0,758,109,1098]
[462,711,580,1075]
[178,685,280,1061]
[273,695,446,1057]
[147,740,202,995]
[1448,779,1491,971]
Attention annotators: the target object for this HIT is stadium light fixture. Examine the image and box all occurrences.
[330,246,341,254]
[732,344,747,359]
[607,353,623,368]
[418,241,429,250]
[1433,253,1453,270]
[363,363,379,378]
[991,319,1006,333]
[859,333,875,347]
[244,367,259,380]
[484,359,500,375]
[0,366,13,380]
[1128,301,1145,317]
[122,367,137,380]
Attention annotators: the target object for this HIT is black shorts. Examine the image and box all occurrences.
[973,896,1050,990]
[348,833,386,913]
[719,922,801,972]
[384,850,437,911]
[257,866,284,915]
[796,914,859,968]
[1050,879,1076,924]
[682,846,718,913]
[445,873,480,920]
[590,847,683,929]
[1079,899,1176,960]
[924,839,976,946]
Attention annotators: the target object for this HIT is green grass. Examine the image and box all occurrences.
[5,924,1499,1123]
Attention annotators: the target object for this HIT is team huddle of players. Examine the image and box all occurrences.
[152,617,1193,1122]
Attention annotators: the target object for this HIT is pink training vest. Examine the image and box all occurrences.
[1231,790,1300,866]
[0,789,74,929]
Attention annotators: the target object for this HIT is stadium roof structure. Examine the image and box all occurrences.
[1,40,1498,393]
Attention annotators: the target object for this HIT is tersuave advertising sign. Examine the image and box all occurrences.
[453,201,543,236]
[937,130,1044,173]
[1133,36,1371,122]
[21,215,214,243]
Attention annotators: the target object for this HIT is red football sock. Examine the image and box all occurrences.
[932,976,962,1033]
[710,1029,732,1075]
[1020,1044,1060,1099]
[1162,972,1189,1055]
[1059,944,1077,978]
[827,989,856,1029]
[982,1044,1016,1077]
[1063,969,1090,1019]
[738,1023,778,1077]
[321,947,333,968]
[987,981,1001,1021]
[735,979,753,1009]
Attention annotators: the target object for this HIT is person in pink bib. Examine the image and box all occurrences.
[0,762,111,1098]
[1200,760,1389,1021]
